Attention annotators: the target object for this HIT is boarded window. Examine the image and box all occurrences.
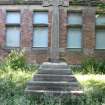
[6,12,20,24]
[96,30,105,49]
[33,12,48,24]
[33,27,48,47]
[68,13,82,25]
[67,28,82,48]
[6,27,20,47]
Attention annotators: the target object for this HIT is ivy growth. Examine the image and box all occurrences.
[13,0,105,11]
[15,0,25,4]
[72,0,105,10]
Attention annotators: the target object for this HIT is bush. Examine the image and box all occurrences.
[82,58,97,74]
[4,49,26,70]
[0,49,37,72]
[73,57,105,74]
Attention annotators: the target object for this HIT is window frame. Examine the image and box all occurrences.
[32,11,49,48]
[67,11,83,51]
[6,11,21,25]
[6,26,21,48]
[33,11,48,25]
[5,10,21,48]
[67,28,82,49]
[95,12,105,50]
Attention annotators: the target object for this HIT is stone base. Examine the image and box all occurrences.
[25,62,83,95]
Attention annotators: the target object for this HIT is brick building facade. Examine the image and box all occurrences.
[0,0,105,64]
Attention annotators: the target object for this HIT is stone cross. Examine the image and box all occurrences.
[43,0,69,62]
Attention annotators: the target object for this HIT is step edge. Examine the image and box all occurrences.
[25,89,83,94]
[28,81,79,84]
[33,74,74,77]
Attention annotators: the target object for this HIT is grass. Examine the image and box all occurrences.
[0,67,36,105]
[1,50,105,104]
[0,66,105,105]
[75,74,105,93]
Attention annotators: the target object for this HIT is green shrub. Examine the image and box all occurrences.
[73,57,105,74]
[96,60,105,74]
[82,58,97,74]
[4,49,26,70]
[0,49,37,72]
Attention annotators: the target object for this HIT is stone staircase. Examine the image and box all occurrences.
[25,62,83,95]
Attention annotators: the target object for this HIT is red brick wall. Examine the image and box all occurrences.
[83,7,96,56]
[59,7,105,64]
[0,9,5,48]
[21,9,50,64]
[0,9,8,61]
[0,6,105,64]
[21,9,33,48]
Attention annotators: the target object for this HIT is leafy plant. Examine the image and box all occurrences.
[73,57,105,74]
[15,0,24,4]
[4,49,26,70]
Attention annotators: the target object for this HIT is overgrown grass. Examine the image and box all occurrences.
[0,50,105,105]
[0,70,105,105]
[0,66,37,105]
[72,57,105,74]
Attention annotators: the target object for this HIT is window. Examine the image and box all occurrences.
[33,12,48,47]
[6,11,20,47]
[96,30,105,49]
[96,14,105,25]
[33,12,48,24]
[96,13,105,49]
[33,27,48,47]
[6,12,20,24]
[67,28,82,48]
[67,12,82,49]
[68,13,82,25]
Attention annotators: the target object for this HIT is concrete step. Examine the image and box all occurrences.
[26,85,80,91]
[33,74,77,82]
[25,89,83,95]
[25,62,83,95]
[39,68,71,71]
[38,69,72,75]
[40,62,69,69]
[27,81,80,88]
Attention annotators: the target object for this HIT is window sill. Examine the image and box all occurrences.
[66,48,82,52]
[95,49,105,52]
[32,47,49,54]
[33,24,48,27]
[4,47,20,49]
[66,24,82,28]
[3,47,20,52]
[32,47,48,50]
[6,24,20,27]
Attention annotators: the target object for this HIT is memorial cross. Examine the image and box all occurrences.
[43,0,69,62]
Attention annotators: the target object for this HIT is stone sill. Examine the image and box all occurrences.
[66,48,83,52]
[0,0,103,6]
[32,47,48,50]
[94,49,105,52]
[32,47,49,53]
[0,0,42,5]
